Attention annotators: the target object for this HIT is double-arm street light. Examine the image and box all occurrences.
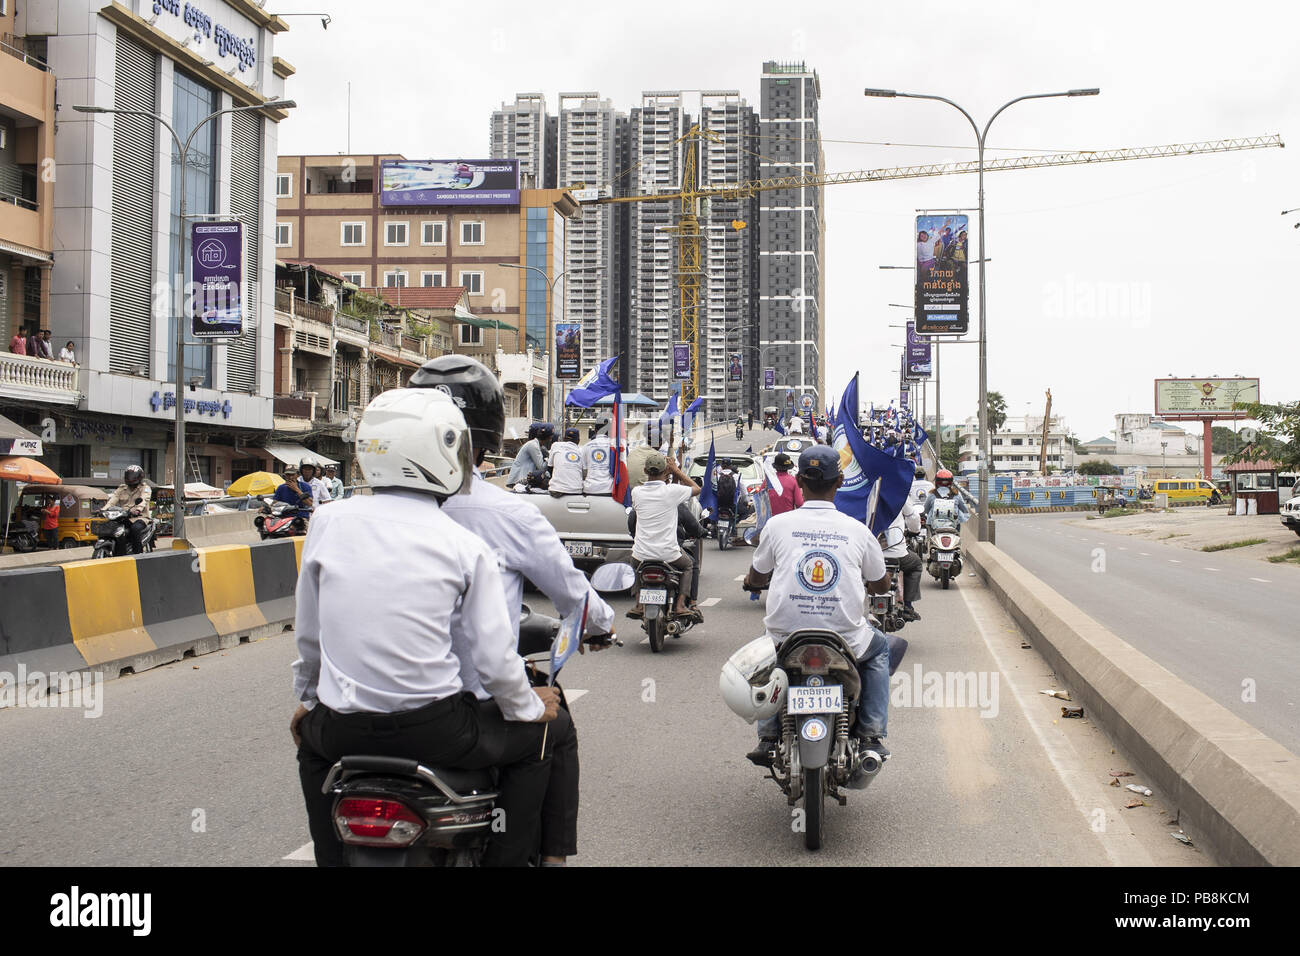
[498,263,603,423]
[74,98,296,546]
[864,86,1098,541]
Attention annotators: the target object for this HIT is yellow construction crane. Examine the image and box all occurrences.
[582,131,1282,410]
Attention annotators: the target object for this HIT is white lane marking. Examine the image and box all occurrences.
[639,636,649,645]
[284,842,315,861]
[1118,547,1128,551]
[698,597,721,607]
[565,689,589,703]
[1169,559,1181,564]
[1251,577,1271,583]
[733,574,747,582]
[1139,552,1151,556]
[958,584,1152,866]
[1203,567,1219,572]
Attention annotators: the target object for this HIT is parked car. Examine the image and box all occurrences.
[528,492,634,574]
[1281,496,1300,537]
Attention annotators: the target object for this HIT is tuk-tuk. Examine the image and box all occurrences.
[16,483,111,548]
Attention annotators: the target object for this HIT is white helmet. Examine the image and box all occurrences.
[719,636,788,724]
[355,389,473,498]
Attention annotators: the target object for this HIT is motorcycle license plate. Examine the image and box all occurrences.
[565,541,593,557]
[938,553,954,563]
[639,588,667,605]
[788,685,843,714]
[871,597,891,614]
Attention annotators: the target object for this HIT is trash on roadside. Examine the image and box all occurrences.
[1061,705,1085,718]
[1124,798,1145,809]
[1040,689,1071,700]
[1020,641,1032,649]
[1109,778,1121,788]
[1108,770,1135,778]
[1125,784,1153,796]
[1170,831,1194,846]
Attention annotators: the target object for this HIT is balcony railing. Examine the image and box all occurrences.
[0,352,79,403]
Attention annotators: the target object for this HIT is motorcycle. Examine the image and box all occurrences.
[713,508,739,551]
[91,502,157,559]
[254,498,309,540]
[723,627,901,851]
[3,516,39,553]
[871,557,908,633]
[925,499,963,589]
[324,605,619,866]
[736,424,745,440]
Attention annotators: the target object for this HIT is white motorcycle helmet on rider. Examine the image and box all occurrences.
[355,389,474,499]
[719,635,788,723]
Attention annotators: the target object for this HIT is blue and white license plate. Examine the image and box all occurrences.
[565,541,593,557]
[639,588,667,605]
[788,685,843,714]
[938,552,954,563]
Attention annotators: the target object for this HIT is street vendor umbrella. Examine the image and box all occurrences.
[0,457,60,484]
[226,471,285,497]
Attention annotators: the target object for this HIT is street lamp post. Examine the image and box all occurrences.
[498,263,602,424]
[74,99,295,546]
[865,86,1098,541]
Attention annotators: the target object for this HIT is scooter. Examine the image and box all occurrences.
[925,499,964,589]
[871,557,908,633]
[91,502,157,559]
[324,605,619,866]
[254,498,309,539]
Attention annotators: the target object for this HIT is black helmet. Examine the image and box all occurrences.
[409,354,506,454]
[915,466,927,479]
[124,465,144,487]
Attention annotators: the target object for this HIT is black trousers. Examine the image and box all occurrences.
[898,551,923,605]
[296,692,575,866]
[128,519,150,554]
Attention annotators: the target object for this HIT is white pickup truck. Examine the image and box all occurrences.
[1281,495,1300,537]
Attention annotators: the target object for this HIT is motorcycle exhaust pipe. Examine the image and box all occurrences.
[845,747,886,790]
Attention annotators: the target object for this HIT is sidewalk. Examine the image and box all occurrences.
[1064,507,1300,563]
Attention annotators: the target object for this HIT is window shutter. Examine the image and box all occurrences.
[109,36,157,375]
[228,109,261,391]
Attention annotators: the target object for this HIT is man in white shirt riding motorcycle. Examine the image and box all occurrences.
[408,355,615,866]
[742,445,895,765]
[290,389,566,867]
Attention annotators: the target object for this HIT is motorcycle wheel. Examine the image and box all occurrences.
[646,614,665,653]
[13,534,35,554]
[804,767,825,851]
[92,544,109,560]
[718,531,730,551]
[941,567,951,590]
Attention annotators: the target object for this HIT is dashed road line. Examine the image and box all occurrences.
[566,689,589,703]
[1169,559,1181,564]
[1203,567,1219,572]
[698,597,721,607]
[733,574,747,582]
[1139,552,1151,556]
[1251,577,1271,584]
[283,842,314,862]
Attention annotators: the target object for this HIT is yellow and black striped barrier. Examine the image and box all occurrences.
[0,538,303,681]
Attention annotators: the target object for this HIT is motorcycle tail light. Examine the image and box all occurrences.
[791,644,831,674]
[334,797,425,847]
[641,568,666,584]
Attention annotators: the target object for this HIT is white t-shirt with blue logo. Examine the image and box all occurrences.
[548,441,586,494]
[581,436,614,494]
[750,500,886,659]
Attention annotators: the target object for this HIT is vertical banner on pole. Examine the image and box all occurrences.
[906,320,932,379]
[555,322,581,379]
[914,214,970,335]
[763,367,775,389]
[191,221,244,338]
[672,342,692,379]
[728,352,743,381]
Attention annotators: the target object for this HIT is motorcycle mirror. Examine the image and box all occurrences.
[743,527,759,546]
[591,562,635,594]
[134,497,143,504]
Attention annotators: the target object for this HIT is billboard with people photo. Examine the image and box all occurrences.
[914,214,969,335]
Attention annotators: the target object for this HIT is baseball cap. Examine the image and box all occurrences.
[643,450,668,475]
[797,445,842,481]
[773,452,794,470]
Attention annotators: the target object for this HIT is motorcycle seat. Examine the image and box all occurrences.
[334,755,497,794]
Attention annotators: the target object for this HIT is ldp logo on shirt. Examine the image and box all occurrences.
[564,452,581,463]
[591,449,607,464]
[796,550,840,593]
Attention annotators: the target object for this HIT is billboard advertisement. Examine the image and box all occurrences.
[190,221,243,339]
[555,322,581,380]
[672,342,692,379]
[763,367,775,389]
[915,214,969,335]
[728,352,743,382]
[906,321,932,378]
[379,159,520,206]
[1154,378,1260,421]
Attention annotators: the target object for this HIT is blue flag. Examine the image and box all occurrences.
[659,390,679,431]
[549,595,588,682]
[681,395,703,433]
[773,406,786,436]
[566,356,620,407]
[698,438,718,517]
[832,373,915,535]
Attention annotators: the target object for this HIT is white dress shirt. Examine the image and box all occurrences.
[306,475,331,506]
[441,472,616,699]
[547,441,586,494]
[750,499,886,659]
[581,436,614,494]
[292,489,543,722]
[881,497,922,558]
[630,480,692,562]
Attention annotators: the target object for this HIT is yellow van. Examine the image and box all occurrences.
[1152,478,1218,503]
[19,484,111,548]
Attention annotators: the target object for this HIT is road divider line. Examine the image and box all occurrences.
[1250,577,1270,583]
[1203,567,1219,572]
[283,842,315,861]
[699,597,721,607]
[565,689,589,703]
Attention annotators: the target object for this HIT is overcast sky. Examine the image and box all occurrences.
[273,0,1298,442]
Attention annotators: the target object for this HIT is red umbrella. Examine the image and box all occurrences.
[0,457,61,484]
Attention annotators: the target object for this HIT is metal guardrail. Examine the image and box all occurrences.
[0,189,37,211]
[1,35,51,71]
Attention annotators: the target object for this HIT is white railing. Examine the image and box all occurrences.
[0,352,80,403]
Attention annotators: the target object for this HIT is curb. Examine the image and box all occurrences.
[966,539,1300,865]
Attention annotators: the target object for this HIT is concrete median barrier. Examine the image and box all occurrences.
[248,538,299,626]
[135,550,222,667]
[194,543,284,645]
[0,565,86,680]
[966,539,1300,866]
[61,556,155,669]
[178,511,260,548]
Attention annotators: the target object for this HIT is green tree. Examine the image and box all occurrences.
[983,391,1008,435]
[1078,459,1120,476]
[1226,400,1299,470]
[1211,426,1239,455]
